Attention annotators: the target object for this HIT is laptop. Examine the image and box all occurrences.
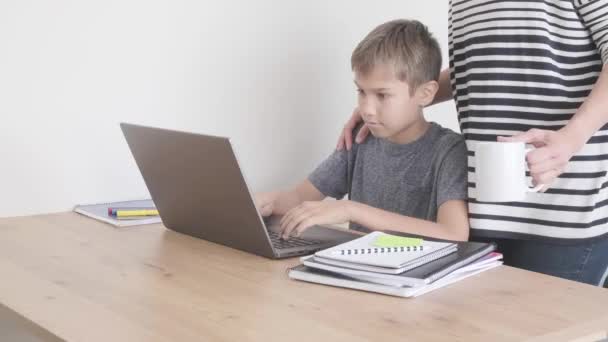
[120,123,358,258]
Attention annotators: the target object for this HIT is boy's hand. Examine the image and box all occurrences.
[336,108,369,151]
[254,192,277,217]
[279,200,352,239]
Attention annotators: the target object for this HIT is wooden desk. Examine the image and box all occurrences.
[0,213,607,342]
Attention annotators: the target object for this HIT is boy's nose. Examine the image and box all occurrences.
[358,101,376,119]
[360,109,377,122]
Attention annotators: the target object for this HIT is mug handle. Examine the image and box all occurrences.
[525,146,546,192]
[527,183,545,193]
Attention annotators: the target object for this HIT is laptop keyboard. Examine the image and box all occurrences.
[267,230,322,249]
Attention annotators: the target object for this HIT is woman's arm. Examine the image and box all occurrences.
[559,66,608,151]
[430,68,453,106]
[500,66,608,187]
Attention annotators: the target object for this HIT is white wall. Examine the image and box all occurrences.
[0,0,457,217]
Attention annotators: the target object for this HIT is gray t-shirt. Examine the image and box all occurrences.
[309,122,468,233]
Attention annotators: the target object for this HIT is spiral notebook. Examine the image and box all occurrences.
[304,242,497,286]
[314,231,457,271]
[308,245,457,275]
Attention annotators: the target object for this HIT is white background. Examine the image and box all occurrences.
[0,0,458,217]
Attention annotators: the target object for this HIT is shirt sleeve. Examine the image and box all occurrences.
[435,138,469,208]
[574,0,608,64]
[307,148,350,199]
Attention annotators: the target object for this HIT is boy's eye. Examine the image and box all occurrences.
[357,89,365,95]
[378,93,386,100]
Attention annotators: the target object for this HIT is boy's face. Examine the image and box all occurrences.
[354,64,427,144]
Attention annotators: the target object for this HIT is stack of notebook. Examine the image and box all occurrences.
[288,231,501,298]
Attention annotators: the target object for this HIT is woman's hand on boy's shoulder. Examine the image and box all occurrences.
[336,108,370,151]
[278,200,353,239]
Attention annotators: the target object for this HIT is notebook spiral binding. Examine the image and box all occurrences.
[334,246,425,255]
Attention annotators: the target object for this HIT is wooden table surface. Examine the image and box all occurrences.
[0,212,607,342]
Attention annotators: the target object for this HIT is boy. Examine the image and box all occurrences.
[256,19,469,241]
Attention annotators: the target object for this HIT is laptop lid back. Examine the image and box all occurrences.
[120,123,276,258]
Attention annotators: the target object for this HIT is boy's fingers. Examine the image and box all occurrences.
[280,206,305,238]
[260,203,273,217]
[294,219,314,237]
[280,208,294,228]
[281,215,299,239]
[282,209,313,239]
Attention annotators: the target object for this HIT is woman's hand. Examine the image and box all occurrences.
[498,128,585,190]
[336,108,369,151]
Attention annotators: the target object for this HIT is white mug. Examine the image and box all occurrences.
[474,142,544,202]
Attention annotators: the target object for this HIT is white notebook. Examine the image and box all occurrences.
[314,231,456,269]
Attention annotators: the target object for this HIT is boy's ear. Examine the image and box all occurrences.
[415,80,439,107]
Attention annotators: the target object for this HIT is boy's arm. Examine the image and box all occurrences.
[347,199,469,241]
[273,139,350,214]
[256,180,325,216]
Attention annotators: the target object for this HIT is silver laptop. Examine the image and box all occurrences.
[120,123,357,258]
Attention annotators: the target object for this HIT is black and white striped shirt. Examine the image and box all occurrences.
[449,0,608,241]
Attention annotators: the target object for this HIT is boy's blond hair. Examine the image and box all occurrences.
[351,19,442,94]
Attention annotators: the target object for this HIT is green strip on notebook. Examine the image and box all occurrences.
[373,234,423,247]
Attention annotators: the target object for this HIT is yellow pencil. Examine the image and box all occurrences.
[115,209,159,217]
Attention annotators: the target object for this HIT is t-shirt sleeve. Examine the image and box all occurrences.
[574,0,608,64]
[307,148,350,199]
[435,138,469,208]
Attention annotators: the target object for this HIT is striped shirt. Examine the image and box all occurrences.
[449,0,608,241]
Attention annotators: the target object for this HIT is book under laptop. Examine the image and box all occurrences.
[120,123,357,259]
